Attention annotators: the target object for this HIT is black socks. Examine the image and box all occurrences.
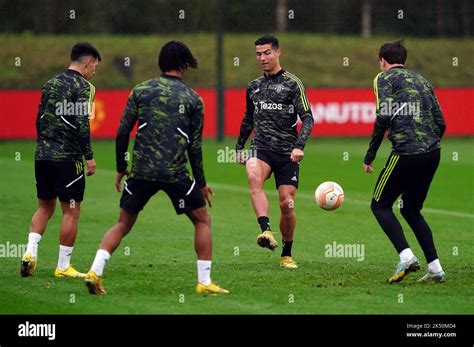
[257,216,270,232]
[282,240,293,257]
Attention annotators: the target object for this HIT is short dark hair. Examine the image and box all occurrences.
[255,35,279,49]
[158,41,198,73]
[71,42,101,62]
[378,40,407,64]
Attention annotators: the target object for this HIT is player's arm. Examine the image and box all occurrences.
[430,86,446,138]
[115,89,138,191]
[188,97,213,207]
[363,73,391,172]
[188,97,206,188]
[76,82,96,175]
[235,87,254,152]
[291,78,313,162]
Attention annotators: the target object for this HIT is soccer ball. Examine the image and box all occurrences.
[315,181,344,211]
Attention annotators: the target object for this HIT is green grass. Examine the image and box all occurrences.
[0,138,473,314]
[1,33,473,89]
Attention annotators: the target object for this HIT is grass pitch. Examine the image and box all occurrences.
[0,138,472,314]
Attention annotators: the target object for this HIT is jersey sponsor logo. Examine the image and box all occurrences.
[254,101,284,113]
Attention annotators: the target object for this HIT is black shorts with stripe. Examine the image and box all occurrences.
[251,149,300,189]
[119,177,206,215]
[35,160,85,202]
[371,148,440,210]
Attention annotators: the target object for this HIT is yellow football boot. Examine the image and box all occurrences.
[280,256,298,269]
[20,252,37,277]
[256,230,278,251]
[54,265,86,278]
[195,282,229,295]
[85,271,106,295]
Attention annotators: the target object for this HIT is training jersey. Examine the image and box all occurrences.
[364,67,445,164]
[35,69,95,161]
[236,69,314,155]
[116,74,206,187]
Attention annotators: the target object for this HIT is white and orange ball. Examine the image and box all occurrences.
[315,181,344,211]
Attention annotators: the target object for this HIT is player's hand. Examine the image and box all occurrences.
[363,162,375,174]
[86,159,96,176]
[115,169,130,192]
[236,149,246,165]
[290,148,304,162]
[201,185,214,208]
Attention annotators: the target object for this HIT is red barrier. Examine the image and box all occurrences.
[0,88,472,139]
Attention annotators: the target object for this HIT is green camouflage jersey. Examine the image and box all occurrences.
[35,69,95,161]
[116,74,206,187]
[364,66,445,164]
[236,69,314,154]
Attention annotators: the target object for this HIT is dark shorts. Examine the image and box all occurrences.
[35,160,85,202]
[119,177,206,215]
[251,149,299,189]
[371,148,441,210]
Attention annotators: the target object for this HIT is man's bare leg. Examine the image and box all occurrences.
[186,206,228,293]
[246,157,277,250]
[85,208,138,294]
[21,199,56,277]
[278,185,298,268]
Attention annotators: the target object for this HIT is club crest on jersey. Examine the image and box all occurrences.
[269,84,289,93]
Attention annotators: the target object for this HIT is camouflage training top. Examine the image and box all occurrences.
[116,74,206,187]
[35,69,95,161]
[236,69,314,154]
[364,67,445,164]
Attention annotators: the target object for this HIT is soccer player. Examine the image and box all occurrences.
[363,40,446,284]
[21,43,100,278]
[235,35,314,268]
[84,41,228,295]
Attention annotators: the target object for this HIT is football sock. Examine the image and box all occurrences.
[57,245,73,270]
[281,240,293,257]
[197,260,212,285]
[257,216,270,232]
[90,249,111,276]
[399,248,415,262]
[428,259,443,273]
[26,232,42,258]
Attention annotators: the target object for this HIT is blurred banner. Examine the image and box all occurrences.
[1,88,472,139]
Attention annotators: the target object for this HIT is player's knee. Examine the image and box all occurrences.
[202,213,211,226]
[117,214,136,231]
[247,173,264,190]
[188,208,211,226]
[370,201,386,216]
[196,211,211,226]
[279,197,294,215]
[400,207,420,220]
[62,210,80,223]
[39,200,56,217]
[44,205,56,218]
